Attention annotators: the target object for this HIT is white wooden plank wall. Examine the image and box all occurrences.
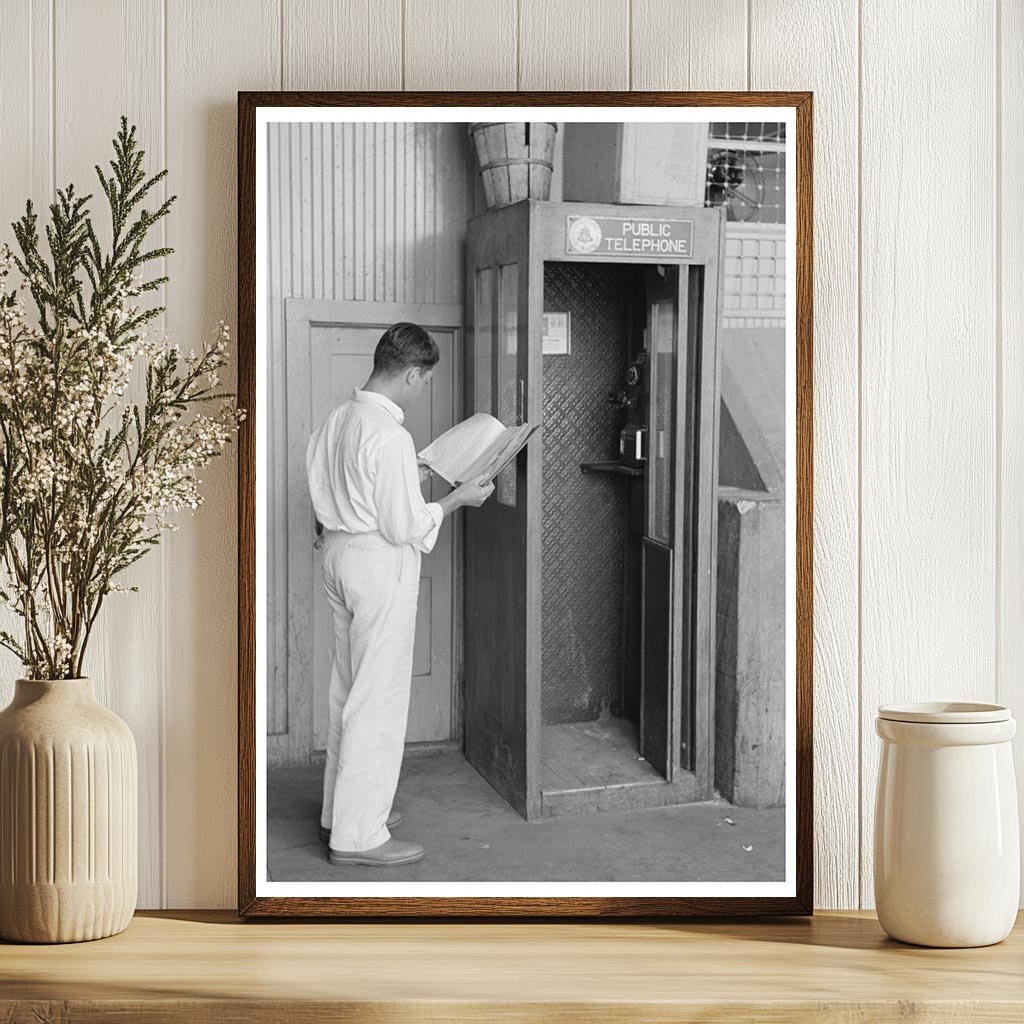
[0,0,1017,910]
[747,0,860,912]
[1003,0,1024,902]
[858,0,998,910]
[55,0,168,914]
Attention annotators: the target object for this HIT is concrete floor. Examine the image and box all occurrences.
[268,751,785,883]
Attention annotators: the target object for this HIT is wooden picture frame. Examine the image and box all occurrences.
[238,91,813,917]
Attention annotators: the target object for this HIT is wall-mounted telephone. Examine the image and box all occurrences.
[608,352,647,468]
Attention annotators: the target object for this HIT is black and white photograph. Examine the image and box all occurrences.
[242,99,808,911]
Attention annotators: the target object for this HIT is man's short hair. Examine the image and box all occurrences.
[372,322,440,377]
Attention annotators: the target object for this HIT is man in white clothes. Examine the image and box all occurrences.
[306,322,494,867]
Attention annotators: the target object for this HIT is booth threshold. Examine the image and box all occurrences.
[540,717,697,818]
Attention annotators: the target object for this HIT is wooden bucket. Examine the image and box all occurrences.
[468,122,558,209]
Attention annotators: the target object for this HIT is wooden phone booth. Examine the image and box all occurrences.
[463,200,725,819]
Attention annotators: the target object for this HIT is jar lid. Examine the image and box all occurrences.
[877,701,1011,724]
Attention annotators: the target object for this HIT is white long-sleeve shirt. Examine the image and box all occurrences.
[306,388,443,553]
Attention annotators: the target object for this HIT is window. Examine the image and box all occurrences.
[495,263,519,507]
[648,300,676,545]
[473,267,494,415]
[705,122,786,225]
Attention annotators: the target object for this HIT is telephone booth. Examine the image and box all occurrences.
[463,199,725,819]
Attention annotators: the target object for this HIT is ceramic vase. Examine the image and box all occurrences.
[874,701,1019,948]
[0,677,137,943]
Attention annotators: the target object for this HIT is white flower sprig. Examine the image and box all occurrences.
[0,118,243,680]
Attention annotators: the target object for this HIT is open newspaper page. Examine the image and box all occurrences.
[417,413,506,486]
[418,413,537,486]
[457,422,537,484]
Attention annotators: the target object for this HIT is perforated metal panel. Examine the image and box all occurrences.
[541,263,635,725]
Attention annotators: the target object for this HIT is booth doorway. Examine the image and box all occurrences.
[539,261,688,816]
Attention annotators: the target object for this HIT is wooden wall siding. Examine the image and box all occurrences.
[56,0,168,913]
[749,0,861,914]
[161,0,281,909]
[282,0,403,90]
[858,0,998,909]
[0,1,52,693]
[631,0,747,90]
[0,1,52,267]
[405,0,518,90]
[0,0,1018,910]
[265,120,478,743]
[519,0,630,90]
[1003,0,1024,893]
[268,122,477,306]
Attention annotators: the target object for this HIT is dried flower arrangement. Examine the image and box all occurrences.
[0,117,243,679]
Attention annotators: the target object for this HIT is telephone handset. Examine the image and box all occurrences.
[608,349,648,468]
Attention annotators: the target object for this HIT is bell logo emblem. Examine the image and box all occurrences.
[566,216,602,254]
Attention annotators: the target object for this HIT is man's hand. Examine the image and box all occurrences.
[452,477,495,508]
[417,460,432,484]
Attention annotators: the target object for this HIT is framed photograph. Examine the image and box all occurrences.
[237,91,813,917]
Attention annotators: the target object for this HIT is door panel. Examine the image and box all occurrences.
[679,267,706,774]
[462,204,539,818]
[648,295,677,545]
[282,301,460,760]
[640,538,673,775]
[462,260,530,814]
[307,325,455,746]
[640,267,683,779]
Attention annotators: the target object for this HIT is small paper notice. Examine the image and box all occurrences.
[542,311,570,356]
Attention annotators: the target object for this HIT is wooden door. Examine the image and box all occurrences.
[640,266,685,778]
[284,299,461,757]
[462,204,540,818]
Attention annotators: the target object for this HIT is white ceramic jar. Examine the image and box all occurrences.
[874,702,1019,947]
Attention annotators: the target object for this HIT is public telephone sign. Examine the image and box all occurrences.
[565,215,694,258]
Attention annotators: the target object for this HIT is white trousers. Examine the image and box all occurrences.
[318,529,420,851]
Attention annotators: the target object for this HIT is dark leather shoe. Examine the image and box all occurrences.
[328,838,425,867]
[320,810,402,845]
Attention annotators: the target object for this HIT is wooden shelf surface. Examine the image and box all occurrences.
[2,910,1023,1022]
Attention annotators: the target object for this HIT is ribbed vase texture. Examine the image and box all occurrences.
[0,678,137,943]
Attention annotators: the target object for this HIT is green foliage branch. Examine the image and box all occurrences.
[0,117,243,679]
